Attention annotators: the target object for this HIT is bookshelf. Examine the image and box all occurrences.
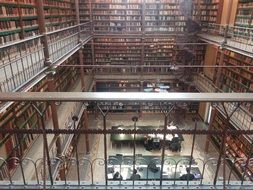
[43,0,76,32]
[84,0,191,34]
[193,0,223,24]
[145,0,187,33]
[210,110,253,180]
[91,36,206,75]
[216,49,253,92]
[0,0,76,45]
[93,37,142,73]
[0,0,38,44]
[54,56,78,91]
[0,78,48,172]
[82,41,93,73]
[143,37,174,73]
[0,53,80,173]
[79,0,91,23]
[235,0,253,27]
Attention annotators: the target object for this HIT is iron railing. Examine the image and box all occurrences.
[1,155,252,185]
[0,94,252,189]
[0,23,91,93]
[194,74,253,131]
[199,23,253,54]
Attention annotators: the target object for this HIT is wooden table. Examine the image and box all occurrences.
[110,125,184,142]
[107,155,202,180]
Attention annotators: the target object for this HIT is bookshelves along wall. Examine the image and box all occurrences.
[54,55,79,91]
[82,41,93,73]
[235,0,253,27]
[0,78,48,176]
[216,49,253,93]
[87,0,191,34]
[79,0,91,23]
[193,0,223,25]
[93,37,142,74]
[0,54,79,177]
[0,0,76,45]
[145,0,187,33]
[91,0,142,34]
[0,0,38,45]
[210,110,253,180]
[144,37,174,73]
[43,0,76,32]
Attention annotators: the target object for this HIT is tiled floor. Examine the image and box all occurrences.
[69,112,238,184]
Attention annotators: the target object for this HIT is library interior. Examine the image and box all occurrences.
[0,0,253,189]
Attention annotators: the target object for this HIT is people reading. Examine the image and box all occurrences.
[113,171,123,180]
[179,167,195,180]
[130,169,141,180]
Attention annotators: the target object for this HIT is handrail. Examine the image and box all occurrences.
[0,35,43,50]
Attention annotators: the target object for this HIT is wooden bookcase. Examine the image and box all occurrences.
[235,0,253,27]
[86,0,190,34]
[0,54,79,177]
[82,41,93,73]
[79,0,91,23]
[210,110,253,180]
[143,37,174,73]
[0,0,38,44]
[91,36,205,75]
[0,0,76,45]
[93,37,142,74]
[145,0,186,33]
[43,0,76,32]
[216,49,253,92]
[193,0,223,24]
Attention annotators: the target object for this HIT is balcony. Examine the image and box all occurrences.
[0,22,92,93]
[198,23,253,58]
[0,92,252,189]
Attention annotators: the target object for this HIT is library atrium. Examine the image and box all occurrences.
[0,0,253,189]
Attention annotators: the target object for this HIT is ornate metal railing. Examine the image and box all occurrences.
[1,155,252,186]
[0,93,252,189]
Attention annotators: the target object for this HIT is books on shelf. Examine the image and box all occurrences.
[216,49,253,92]
[235,0,253,27]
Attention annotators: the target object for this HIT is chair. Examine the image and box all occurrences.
[152,138,161,150]
[148,161,159,173]
[169,137,181,152]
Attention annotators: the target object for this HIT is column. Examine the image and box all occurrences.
[83,106,90,154]
[36,0,51,66]
[47,75,62,156]
[204,107,217,152]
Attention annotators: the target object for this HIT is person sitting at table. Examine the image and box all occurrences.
[113,171,123,180]
[148,161,159,173]
[168,135,181,152]
[130,169,141,180]
[144,136,153,151]
[179,167,195,180]
[152,137,161,150]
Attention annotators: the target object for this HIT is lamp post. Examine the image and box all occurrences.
[72,115,80,184]
[132,116,139,184]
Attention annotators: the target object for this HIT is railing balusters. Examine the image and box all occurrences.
[0,23,91,93]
